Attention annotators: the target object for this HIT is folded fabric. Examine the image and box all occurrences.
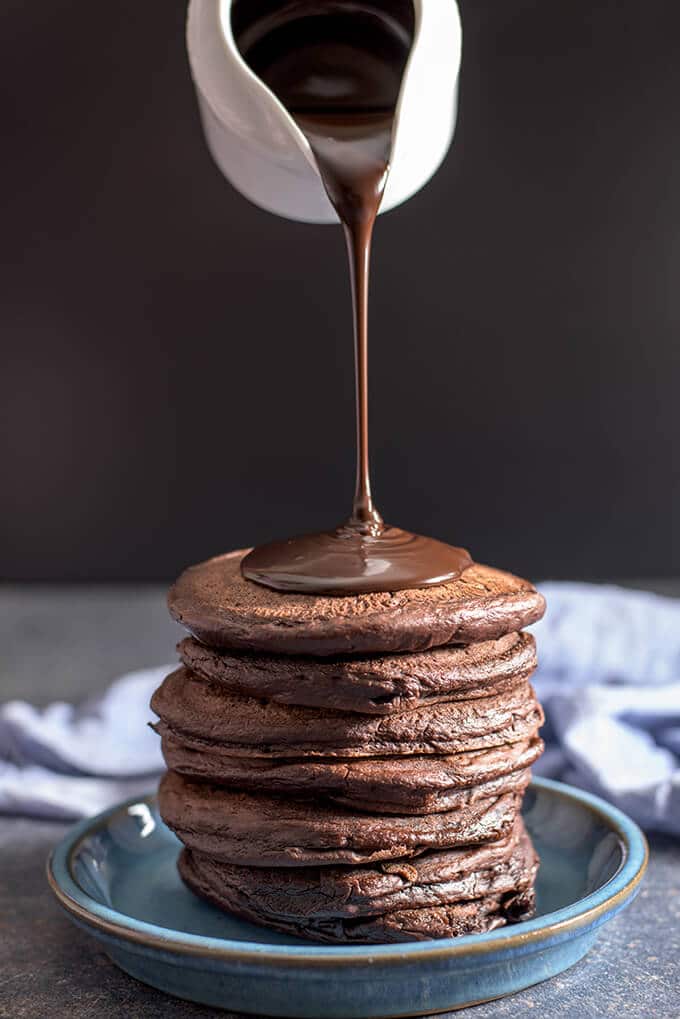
[531,583,680,835]
[0,666,169,820]
[0,583,678,832]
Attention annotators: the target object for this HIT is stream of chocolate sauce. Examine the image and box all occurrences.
[233,1,471,594]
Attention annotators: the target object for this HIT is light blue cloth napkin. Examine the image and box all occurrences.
[1,583,678,831]
[531,583,680,835]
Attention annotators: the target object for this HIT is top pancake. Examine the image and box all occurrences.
[168,550,546,656]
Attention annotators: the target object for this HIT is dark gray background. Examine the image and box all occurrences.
[2,0,678,582]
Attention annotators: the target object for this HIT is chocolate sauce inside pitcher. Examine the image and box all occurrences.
[234,1,471,594]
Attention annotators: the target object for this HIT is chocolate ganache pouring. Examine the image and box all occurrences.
[229,1,470,595]
[144,1,548,968]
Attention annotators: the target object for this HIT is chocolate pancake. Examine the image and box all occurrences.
[181,847,524,941]
[317,889,535,943]
[179,816,535,918]
[306,892,534,943]
[158,771,522,865]
[178,630,537,715]
[178,821,538,943]
[151,669,543,759]
[158,724,541,813]
[168,550,546,656]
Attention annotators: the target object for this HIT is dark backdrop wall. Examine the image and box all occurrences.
[2,0,678,581]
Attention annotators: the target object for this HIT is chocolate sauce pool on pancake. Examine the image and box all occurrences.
[233,1,470,594]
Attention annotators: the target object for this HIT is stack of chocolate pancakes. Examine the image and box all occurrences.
[152,550,546,944]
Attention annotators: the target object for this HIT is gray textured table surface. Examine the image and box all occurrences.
[1,584,679,1019]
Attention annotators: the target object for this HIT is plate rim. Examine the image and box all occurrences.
[47,776,648,968]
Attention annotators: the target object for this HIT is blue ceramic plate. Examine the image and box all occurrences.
[48,777,647,1017]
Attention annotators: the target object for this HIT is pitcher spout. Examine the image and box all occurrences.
[187,0,462,224]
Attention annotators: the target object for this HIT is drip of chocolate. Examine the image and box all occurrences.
[233,1,471,594]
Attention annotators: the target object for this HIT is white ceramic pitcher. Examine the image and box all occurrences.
[186,0,462,223]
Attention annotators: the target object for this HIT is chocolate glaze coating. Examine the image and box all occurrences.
[177,630,537,715]
[158,770,523,866]
[151,668,543,758]
[168,550,546,656]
